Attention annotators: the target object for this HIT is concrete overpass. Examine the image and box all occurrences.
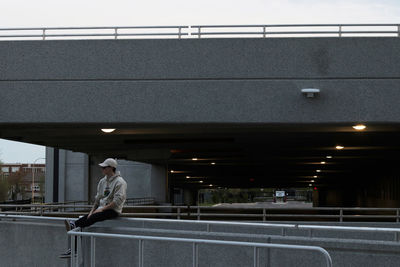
[1,25,400,207]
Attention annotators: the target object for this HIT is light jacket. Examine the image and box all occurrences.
[94,172,127,214]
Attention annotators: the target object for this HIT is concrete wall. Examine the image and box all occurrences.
[1,38,400,125]
[2,216,400,267]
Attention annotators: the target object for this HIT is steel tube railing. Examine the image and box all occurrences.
[68,228,333,267]
[0,24,398,40]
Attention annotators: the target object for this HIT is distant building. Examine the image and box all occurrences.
[0,163,45,201]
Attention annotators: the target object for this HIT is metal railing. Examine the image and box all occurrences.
[0,24,399,41]
[68,228,332,267]
[2,204,400,222]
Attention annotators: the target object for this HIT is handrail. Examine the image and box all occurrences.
[1,204,400,222]
[0,24,398,41]
[68,228,332,267]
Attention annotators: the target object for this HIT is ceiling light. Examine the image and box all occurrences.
[311,180,315,182]
[199,181,203,183]
[209,184,213,187]
[309,184,313,186]
[326,156,332,159]
[316,170,321,172]
[192,158,198,161]
[211,162,216,165]
[101,128,116,133]
[186,176,190,179]
[170,170,174,173]
[352,124,366,131]
[321,161,326,164]
[336,145,344,150]
[313,176,318,178]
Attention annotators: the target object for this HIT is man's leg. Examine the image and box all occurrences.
[75,209,119,228]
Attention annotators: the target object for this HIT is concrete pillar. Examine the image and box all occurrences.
[45,147,89,203]
[183,189,198,205]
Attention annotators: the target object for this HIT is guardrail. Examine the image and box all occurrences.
[1,204,400,222]
[0,24,399,41]
[68,228,332,267]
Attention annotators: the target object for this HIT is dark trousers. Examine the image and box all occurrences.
[75,209,119,228]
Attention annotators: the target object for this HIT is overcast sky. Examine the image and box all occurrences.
[1,0,399,163]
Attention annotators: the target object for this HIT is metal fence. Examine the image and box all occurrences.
[0,24,399,41]
[68,228,332,267]
[1,204,400,222]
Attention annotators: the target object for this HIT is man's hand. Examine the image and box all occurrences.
[88,208,103,218]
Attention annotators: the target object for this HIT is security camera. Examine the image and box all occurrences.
[301,88,320,98]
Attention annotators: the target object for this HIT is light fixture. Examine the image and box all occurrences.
[352,124,366,131]
[326,156,332,159]
[311,180,315,182]
[336,145,344,150]
[199,181,203,183]
[301,88,320,98]
[186,176,190,179]
[313,176,318,178]
[309,183,313,186]
[211,162,216,165]
[101,128,116,133]
[321,161,326,164]
[170,170,174,173]
[192,158,198,161]
[316,170,321,172]
[209,184,213,187]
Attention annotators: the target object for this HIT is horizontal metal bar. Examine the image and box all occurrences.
[192,31,399,36]
[0,26,189,31]
[67,229,332,267]
[191,24,400,28]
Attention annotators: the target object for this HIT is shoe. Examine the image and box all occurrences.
[64,219,76,231]
[59,248,72,258]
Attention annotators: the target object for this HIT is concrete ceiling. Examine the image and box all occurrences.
[2,123,400,190]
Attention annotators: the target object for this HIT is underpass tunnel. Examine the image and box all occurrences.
[2,123,400,207]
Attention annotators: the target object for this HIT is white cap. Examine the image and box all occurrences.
[99,158,118,168]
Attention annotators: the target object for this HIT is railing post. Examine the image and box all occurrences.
[114,28,118,40]
[253,247,259,267]
[197,207,200,220]
[263,208,266,221]
[397,209,399,223]
[263,26,266,38]
[71,235,76,267]
[338,25,342,37]
[177,207,181,220]
[90,236,96,267]
[138,239,144,267]
[192,242,198,267]
[178,27,182,39]
[42,29,46,40]
[398,25,400,37]
[198,27,201,39]
[339,209,343,222]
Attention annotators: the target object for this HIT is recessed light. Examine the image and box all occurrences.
[101,129,116,133]
[326,156,332,159]
[321,161,326,164]
[192,158,198,161]
[311,180,315,182]
[353,124,366,131]
[209,184,213,187]
[313,176,318,178]
[336,145,344,150]
[199,181,203,183]
[170,170,174,173]
[211,162,216,165]
[186,176,190,178]
[316,170,321,172]
[309,183,313,186]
